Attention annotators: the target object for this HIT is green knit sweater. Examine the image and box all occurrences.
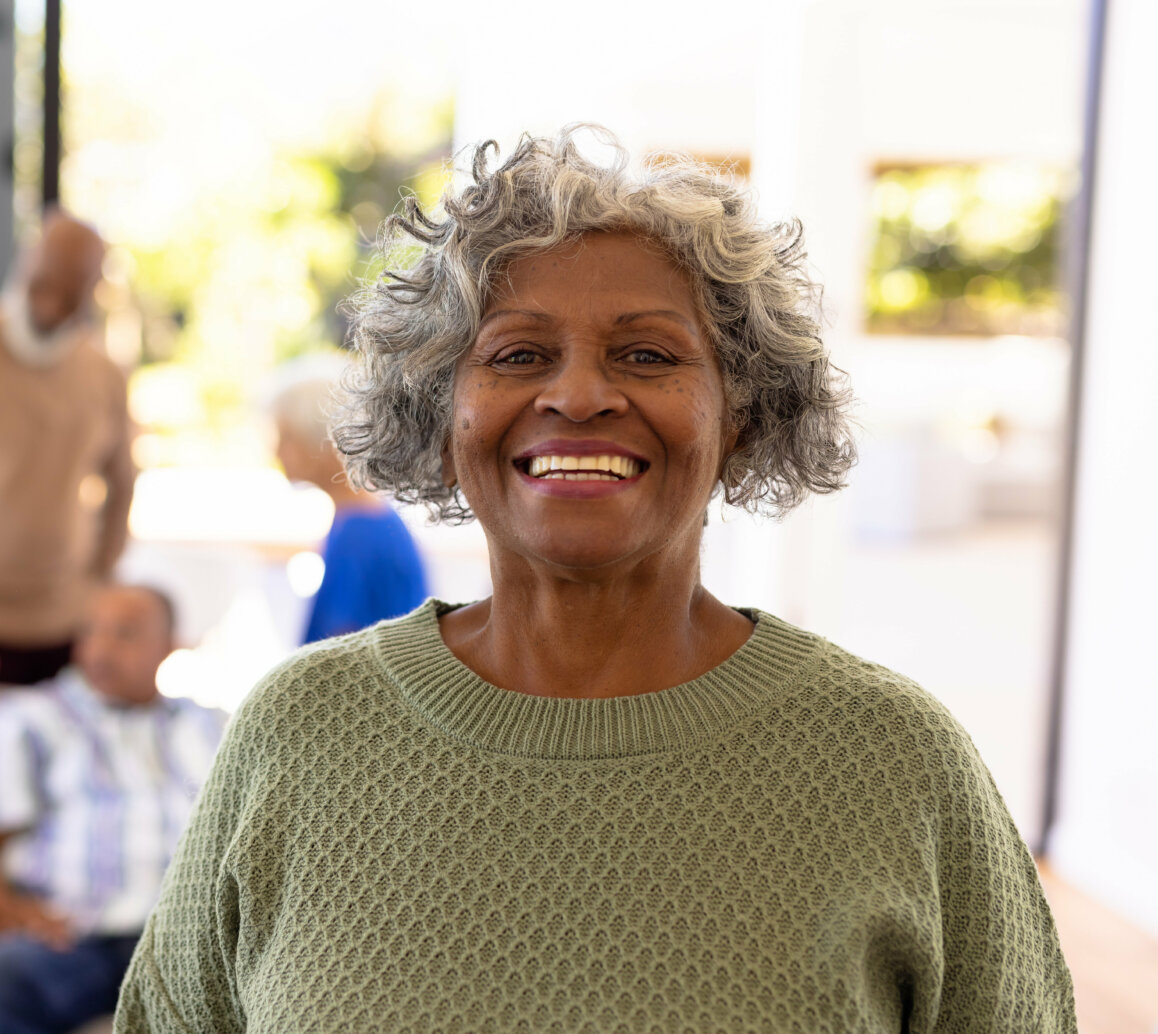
[114,601,1075,1033]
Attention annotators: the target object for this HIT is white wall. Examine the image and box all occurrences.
[1048,0,1158,936]
[452,0,775,161]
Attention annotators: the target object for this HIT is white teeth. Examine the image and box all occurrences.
[539,471,619,481]
[527,454,642,479]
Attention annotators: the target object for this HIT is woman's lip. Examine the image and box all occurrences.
[513,439,648,463]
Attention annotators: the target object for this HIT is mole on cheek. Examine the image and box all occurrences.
[461,418,470,430]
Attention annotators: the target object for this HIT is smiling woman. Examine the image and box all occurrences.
[113,126,1077,1034]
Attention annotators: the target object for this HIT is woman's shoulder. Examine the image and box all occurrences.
[747,609,929,699]
[204,601,457,793]
[748,609,988,770]
[744,611,1011,838]
[236,601,442,720]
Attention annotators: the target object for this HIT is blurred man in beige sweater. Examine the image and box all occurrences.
[0,210,135,686]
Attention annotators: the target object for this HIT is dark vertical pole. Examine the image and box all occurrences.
[1037,0,1110,856]
[0,0,14,281]
[42,0,59,208]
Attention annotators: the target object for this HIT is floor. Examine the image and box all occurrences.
[1038,861,1158,1034]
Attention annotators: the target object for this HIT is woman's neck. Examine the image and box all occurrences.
[439,560,753,699]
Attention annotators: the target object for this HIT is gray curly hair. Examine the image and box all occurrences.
[334,124,855,522]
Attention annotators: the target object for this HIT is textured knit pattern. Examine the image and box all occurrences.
[115,601,1076,1033]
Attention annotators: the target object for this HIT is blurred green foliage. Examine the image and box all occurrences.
[865,163,1070,336]
[12,23,47,247]
[12,5,457,469]
[116,107,454,461]
[131,129,454,370]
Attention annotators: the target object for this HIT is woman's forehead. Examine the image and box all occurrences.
[483,232,698,311]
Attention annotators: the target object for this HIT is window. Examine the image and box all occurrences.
[866,162,1070,336]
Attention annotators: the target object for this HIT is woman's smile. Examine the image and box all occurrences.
[442,231,736,572]
[514,438,648,497]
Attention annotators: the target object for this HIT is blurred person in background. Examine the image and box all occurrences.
[116,128,1075,1033]
[270,355,427,643]
[0,209,135,687]
[0,583,225,1034]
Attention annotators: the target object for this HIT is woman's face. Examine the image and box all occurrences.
[444,231,736,575]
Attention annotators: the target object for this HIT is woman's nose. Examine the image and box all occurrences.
[533,357,629,422]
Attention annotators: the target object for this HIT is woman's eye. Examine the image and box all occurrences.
[623,348,670,365]
[494,349,542,366]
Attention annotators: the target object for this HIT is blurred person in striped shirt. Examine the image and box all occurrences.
[0,584,225,1034]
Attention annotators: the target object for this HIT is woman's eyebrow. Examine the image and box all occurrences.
[614,309,698,332]
[477,309,552,331]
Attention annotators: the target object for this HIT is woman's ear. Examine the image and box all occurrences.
[440,440,457,489]
[719,413,743,474]
[715,414,746,501]
[724,423,741,461]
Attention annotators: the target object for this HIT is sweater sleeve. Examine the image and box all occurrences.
[114,676,275,1034]
[908,692,1077,1033]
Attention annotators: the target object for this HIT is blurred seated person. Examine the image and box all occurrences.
[270,356,428,644]
[0,584,225,1034]
[0,209,135,686]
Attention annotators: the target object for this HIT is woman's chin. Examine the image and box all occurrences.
[518,541,641,574]
[495,525,693,581]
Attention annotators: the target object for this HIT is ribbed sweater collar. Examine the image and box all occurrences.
[371,600,823,761]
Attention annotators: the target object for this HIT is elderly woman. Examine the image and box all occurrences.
[115,127,1075,1033]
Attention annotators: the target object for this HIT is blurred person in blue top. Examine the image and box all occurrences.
[0,583,226,1033]
[270,355,428,644]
